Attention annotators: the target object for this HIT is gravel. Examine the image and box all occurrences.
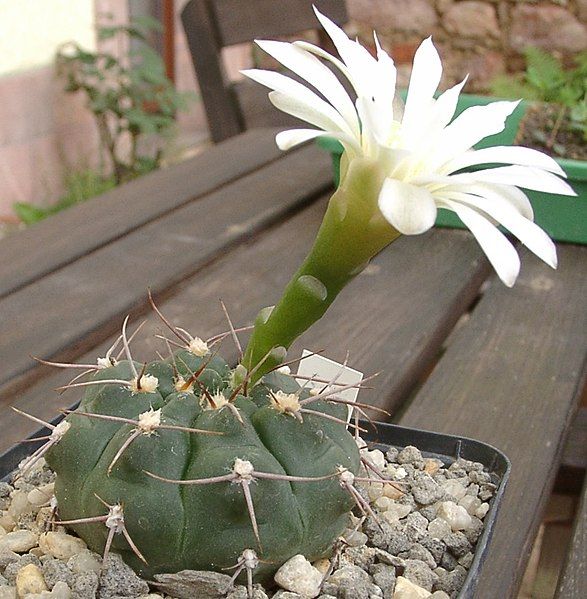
[0,441,499,599]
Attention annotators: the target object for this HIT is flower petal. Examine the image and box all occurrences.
[456,182,534,220]
[275,128,359,153]
[254,40,359,136]
[466,166,576,195]
[378,178,437,235]
[440,199,520,287]
[433,76,468,129]
[401,38,442,136]
[439,190,557,269]
[312,7,376,96]
[444,145,566,176]
[433,101,520,167]
[268,90,353,138]
[242,69,354,135]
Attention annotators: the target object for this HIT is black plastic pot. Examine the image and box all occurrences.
[365,421,510,599]
[0,417,510,599]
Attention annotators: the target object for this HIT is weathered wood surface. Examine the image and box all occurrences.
[0,141,332,398]
[556,478,587,597]
[236,81,305,131]
[0,129,283,297]
[181,0,242,142]
[562,407,587,470]
[400,244,587,598]
[211,0,347,46]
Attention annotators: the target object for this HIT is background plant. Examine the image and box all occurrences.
[13,169,116,225]
[56,15,195,185]
[491,48,587,154]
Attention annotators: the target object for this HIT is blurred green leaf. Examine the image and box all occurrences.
[13,203,49,225]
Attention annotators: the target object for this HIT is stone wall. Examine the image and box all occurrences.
[347,0,587,91]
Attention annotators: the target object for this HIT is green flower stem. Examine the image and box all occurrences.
[242,158,401,384]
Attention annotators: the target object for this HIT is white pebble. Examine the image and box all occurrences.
[475,503,490,519]
[67,550,101,574]
[274,555,322,598]
[436,501,472,531]
[0,525,6,538]
[0,587,16,599]
[458,495,481,516]
[366,449,386,471]
[441,480,467,500]
[427,518,452,540]
[39,532,87,560]
[392,575,431,598]
[375,496,392,511]
[312,558,330,575]
[395,467,408,480]
[27,483,55,508]
[42,581,72,599]
[0,530,38,552]
[367,483,384,501]
[382,502,412,524]
[15,563,47,596]
[0,512,15,531]
[344,529,368,547]
[8,491,33,518]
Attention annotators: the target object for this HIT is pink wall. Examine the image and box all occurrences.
[0,0,253,219]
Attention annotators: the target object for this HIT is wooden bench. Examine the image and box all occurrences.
[0,129,585,596]
[181,0,348,142]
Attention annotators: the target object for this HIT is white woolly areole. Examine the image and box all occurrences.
[138,408,161,433]
[105,504,125,533]
[51,420,71,441]
[271,390,301,415]
[97,357,113,369]
[338,468,355,485]
[242,549,259,568]
[201,392,229,411]
[174,376,193,393]
[131,374,159,394]
[188,337,209,357]
[233,458,255,479]
[276,365,291,375]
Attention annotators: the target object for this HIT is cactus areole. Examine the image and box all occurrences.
[46,350,361,580]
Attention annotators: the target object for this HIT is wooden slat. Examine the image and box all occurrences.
[181,0,242,142]
[211,0,347,46]
[0,129,283,297]
[0,143,332,396]
[0,200,489,454]
[562,407,587,469]
[399,244,587,598]
[556,478,587,597]
[235,81,305,131]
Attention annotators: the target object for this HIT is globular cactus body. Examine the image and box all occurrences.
[45,349,361,580]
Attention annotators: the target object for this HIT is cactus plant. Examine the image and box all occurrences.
[16,6,576,593]
[31,312,369,582]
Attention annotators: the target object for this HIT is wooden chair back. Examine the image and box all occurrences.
[181,0,348,142]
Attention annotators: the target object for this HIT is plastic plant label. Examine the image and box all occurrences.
[296,350,363,422]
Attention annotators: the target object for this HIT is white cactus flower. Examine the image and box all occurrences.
[242,8,576,287]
